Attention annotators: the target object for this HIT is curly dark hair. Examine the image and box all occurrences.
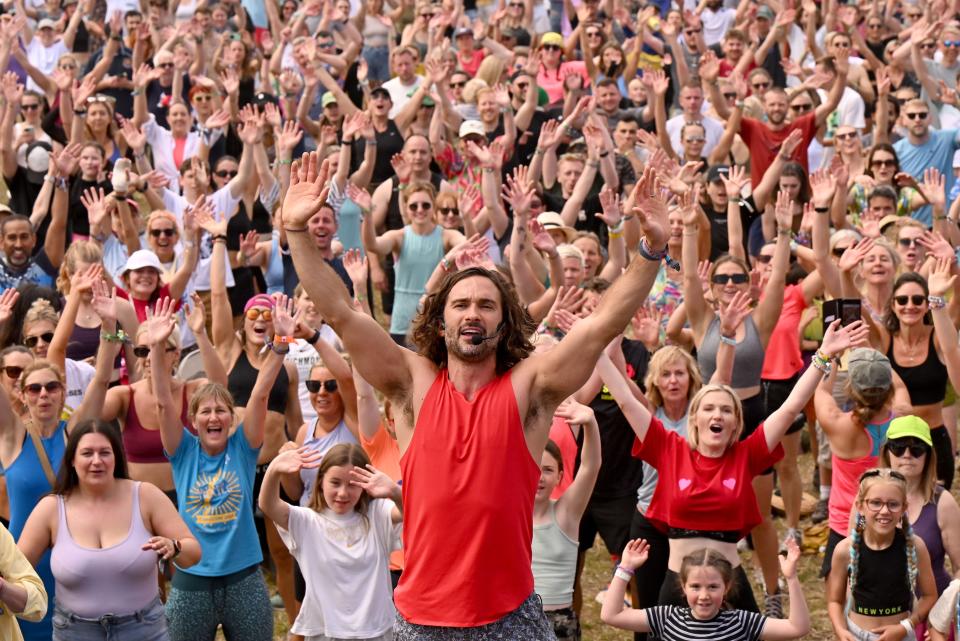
[409,267,537,375]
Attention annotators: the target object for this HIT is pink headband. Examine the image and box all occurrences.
[243,294,275,313]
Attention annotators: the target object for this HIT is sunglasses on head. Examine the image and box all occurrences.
[133,345,177,358]
[886,439,930,458]
[871,158,896,168]
[305,379,338,393]
[215,169,238,178]
[24,333,54,348]
[2,365,23,379]
[150,228,176,237]
[409,202,432,211]
[23,381,63,395]
[246,308,272,321]
[905,111,929,120]
[861,468,906,481]
[894,294,926,306]
[712,273,749,284]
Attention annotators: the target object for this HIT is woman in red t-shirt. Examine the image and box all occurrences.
[601,318,866,612]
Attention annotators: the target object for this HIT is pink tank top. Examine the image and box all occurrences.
[51,482,160,617]
[394,369,540,626]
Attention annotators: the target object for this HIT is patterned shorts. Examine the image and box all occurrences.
[545,608,580,641]
[395,593,557,640]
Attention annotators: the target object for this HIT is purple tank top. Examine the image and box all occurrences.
[913,487,950,594]
[51,482,160,617]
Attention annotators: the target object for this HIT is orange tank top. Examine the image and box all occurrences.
[394,369,539,626]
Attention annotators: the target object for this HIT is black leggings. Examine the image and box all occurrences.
[629,511,669,641]
[930,425,954,490]
[658,565,759,612]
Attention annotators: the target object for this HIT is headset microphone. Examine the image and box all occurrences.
[468,322,504,346]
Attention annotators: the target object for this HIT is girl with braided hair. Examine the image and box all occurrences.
[827,468,938,641]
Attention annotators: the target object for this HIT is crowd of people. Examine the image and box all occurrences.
[5,0,960,638]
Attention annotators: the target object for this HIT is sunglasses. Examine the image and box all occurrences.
[509,2,523,6]
[246,308,273,321]
[193,94,213,102]
[215,170,238,178]
[893,294,926,306]
[586,31,602,37]
[317,40,335,48]
[2,365,23,379]
[898,237,920,248]
[541,44,561,51]
[871,158,896,168]
[790,102,813,112]
[450,81,466,89]
[886,439,930,458]
[305,379,338,393]
[23,381,63,395]
[867,22,883,28]
[24,333,54,348]
[751,81,770,89]
[439,207,459,216]
[832,246,851,257]
[20,103,40,111]
[158,62,174,69]
[905,111,929,120]
[723,91,737,100]
[133,345,177,358]
[685,136,705,143]
[919,42,936,49]
[685,28,702,34]
[756,254,773,264]
[409,202,432,211]
[150,228,176,237]
[945,40,960,47]
[834,131,858,141]
[712,273,749,284]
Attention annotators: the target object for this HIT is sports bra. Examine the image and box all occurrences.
[228,349,289,414]
[666,527,740,544]
[887,332,947,407]
[851,528,913,617]
[123,385,194,464]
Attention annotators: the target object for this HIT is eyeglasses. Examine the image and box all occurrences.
[832,246,850,257]
[157,62,174,69]
[871,158,896,168]
[450,81,466,89]
[893,294,926,306]
[20,103,39,111]
[245,308,272,321]
[863,498,904,512]
[905,111,929,120]
[711,273,749,284]
[409,202,432,211]
[751,81,770,89]
[439,207,459,216]
[24,333,54,348]
[541,44,561,51]
[133,345,177,358]
[886,439,930,458]
[215,170,238,178]
[898,237,920,248]
[756,254,773,264]
[150,228,177,237]
[2,366,23,379]
[23,381,63,395]
[790,102,813,112]
[305,379,338,393]
[834,131,858,141]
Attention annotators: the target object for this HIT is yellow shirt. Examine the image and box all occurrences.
[0,523,46,641]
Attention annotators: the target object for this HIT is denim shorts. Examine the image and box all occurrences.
[395,593,554,640]
[53,596,169,641]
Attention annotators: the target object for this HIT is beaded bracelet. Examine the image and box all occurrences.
[638,238,681,271]
[811,350,832,373]
[100,330,130,344]
[929,295,947,309]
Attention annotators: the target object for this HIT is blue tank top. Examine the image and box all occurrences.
[389,225,444,335]
[337,199,364,252]
[265,231,285,295]
[865,415,892,457]
[299,418,359,506]
[3,421,66,641]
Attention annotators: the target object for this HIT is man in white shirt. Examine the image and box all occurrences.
[23,18,75,94]
[382,47,423,119]
[697,0,737,47]
[666,83,726,156]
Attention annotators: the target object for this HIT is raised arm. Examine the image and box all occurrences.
[753,190,794,342]
[147,297,186,455]
[928,258,960,394]
[259,448,323,530]
[553,398,600,537]
[243,296,297,448]
[810,169,844,298]
[814,51,849,128]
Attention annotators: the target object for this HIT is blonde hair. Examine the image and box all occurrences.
[188,383,236,421]
[23,299,59,339]
[686,384,743,450]
[475,56,507,88]
[56,241,103,294]
[146,210,180,234]
[556,243,584,266]
[644,346,702,409]
[462,78,489,105]
[19,359,65,390]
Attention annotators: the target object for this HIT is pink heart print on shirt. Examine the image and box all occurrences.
[678,479,692,490]
[723,478,736,490]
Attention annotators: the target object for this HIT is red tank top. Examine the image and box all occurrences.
[123,386,195,464]
[394,369,539,626]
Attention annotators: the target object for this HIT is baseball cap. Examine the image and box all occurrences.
[123,249,163,275]
[459,120,486,139]
[37,18,57,30]
[540,32,563,48]
[253,91,279,110]
[370,86,391,100]
[321,91,337,108]
[536,212,577,243]
[407,87,435,107]
[454,27,473,38]
[24,141,52,185]
[886,415,933,447]
[706,165,730,183]
[503,27,531,47]
[848,348,893,392]
[756,5,775,20]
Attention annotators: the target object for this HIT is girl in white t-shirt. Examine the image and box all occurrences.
[259,442,402,641]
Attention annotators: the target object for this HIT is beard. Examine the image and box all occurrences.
[444,324,499,363]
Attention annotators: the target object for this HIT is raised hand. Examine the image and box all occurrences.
[774,189,795,233]
[342,111,367,140]
[81,187,108,229]
[459,183,481,218]
[536,119,564,150]
[204,108,232,130]
[262,102,283,130]
[719,165,749,200]
[838,237,874,273]
[820,318,869,358]
[349,464,399,499]
[282,152,331,230]
[239,230,259,262]
[272,294,301,337]
[185,292,207,337]
[529,220,558,256]
[277,120,304,155]
[72,74,98,106]
[919,167,946,211]
[917,230,954,262]
[631,302,663,347]
[779,537,801,579]
[597,184,622,228]
[390,152,411,184]
[632,166,671,250]
[120,117,147,152]
[554,397,595,426]
[928,256,957,297]
[268,446,323,475]
[345,183,373,212]
[718,290,753,337]
[619,539,651,571]
[0,288,20,326]
[142,297,179,345]
[808,169,837,208]
[502,171,536,213]
[90,279,118,326]
[192,196,226,236]
[342,248,369,288]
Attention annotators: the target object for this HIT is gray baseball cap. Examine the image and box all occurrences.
[848,348,892,392]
